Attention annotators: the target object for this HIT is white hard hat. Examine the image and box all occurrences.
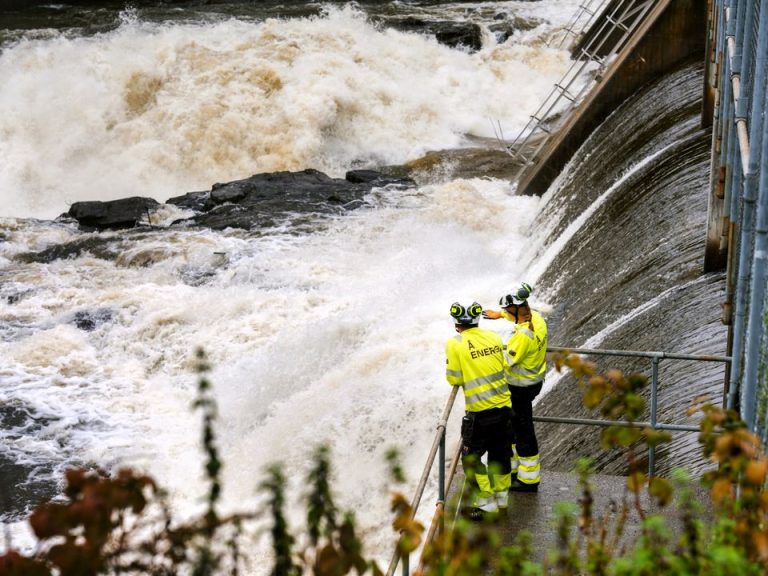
[499,283,533,307]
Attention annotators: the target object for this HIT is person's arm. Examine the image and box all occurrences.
[484,309,519,322]
[445,339,464,386]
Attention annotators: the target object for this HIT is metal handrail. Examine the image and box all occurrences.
[416,438,462,574]
[545,346,732,475]
[548,345,731,362]
[386,344,731,575]
[385,386,459,576]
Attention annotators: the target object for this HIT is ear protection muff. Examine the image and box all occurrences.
[450,301,483,325]
[500,283,533,307]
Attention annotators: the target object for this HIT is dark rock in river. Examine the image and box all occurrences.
[403,147,525,181]
[378,13,541,51]
[61,169,414,233]
[63,169,414,232]
[489,16,540,43]
[14,235,121,264]
[385,17,484,52]
[167,168,415,231]
[345,169,415,186]
[165,190,209,211]
[202,168,387,207]
[68,197,159,231]
[72,308,114,331]
[1,282,34,305]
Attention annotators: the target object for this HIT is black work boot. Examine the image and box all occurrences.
[509,479,539,493]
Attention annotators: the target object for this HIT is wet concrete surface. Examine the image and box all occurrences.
[444,469,712,566]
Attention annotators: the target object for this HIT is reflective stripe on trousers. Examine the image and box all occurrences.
[517,454,541,485]
[510,444,519,474]
[471,471,512,507]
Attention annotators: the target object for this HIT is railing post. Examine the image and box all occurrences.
[439,429,446,502]
[648,356,660,477]
[438,428,446,539]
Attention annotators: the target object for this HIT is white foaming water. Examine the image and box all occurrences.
[0,0,582,567]
[0,4,575,219]
[1,180,541,564]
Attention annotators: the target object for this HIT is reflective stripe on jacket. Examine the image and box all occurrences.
[445,327,511,412]
[505,310,548,387]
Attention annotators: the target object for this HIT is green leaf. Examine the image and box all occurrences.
[617,426,643,447]
[584,385,606,409]
[644,428,672,447]
[627,471,647,492]
[648,477,673,507]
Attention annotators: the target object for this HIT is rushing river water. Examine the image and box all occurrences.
[0,0,725,569]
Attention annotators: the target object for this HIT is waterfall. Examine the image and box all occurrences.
[0,3,727,565]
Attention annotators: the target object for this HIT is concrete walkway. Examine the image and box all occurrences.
[444,469,711,565]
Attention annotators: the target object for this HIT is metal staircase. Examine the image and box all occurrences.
[507,0,658,182]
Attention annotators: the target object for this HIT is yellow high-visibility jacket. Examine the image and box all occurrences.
[445,327,511,412]
[505,310,548,387]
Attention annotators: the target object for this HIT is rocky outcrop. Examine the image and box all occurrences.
[63,168,414,233]
[488,15,541,43]
[67,197,160,231]
[166,168,415,231]
[385,18,484,52]
[379,13,541,51]
[404,147,524,181]
[14,235,122,264]
[72,308,114,331]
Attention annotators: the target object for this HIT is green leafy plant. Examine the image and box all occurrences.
[3,349,768,575]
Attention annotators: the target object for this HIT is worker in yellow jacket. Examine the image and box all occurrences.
[445,301,512,519]
[483,283,547,492]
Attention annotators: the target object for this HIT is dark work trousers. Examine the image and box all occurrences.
[509,382,543,458]
[461,407,512,477]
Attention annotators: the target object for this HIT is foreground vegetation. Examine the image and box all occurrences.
[1,349,768,575]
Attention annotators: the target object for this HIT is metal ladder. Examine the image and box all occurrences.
[507,0,658,181]
[547,0,613,50]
